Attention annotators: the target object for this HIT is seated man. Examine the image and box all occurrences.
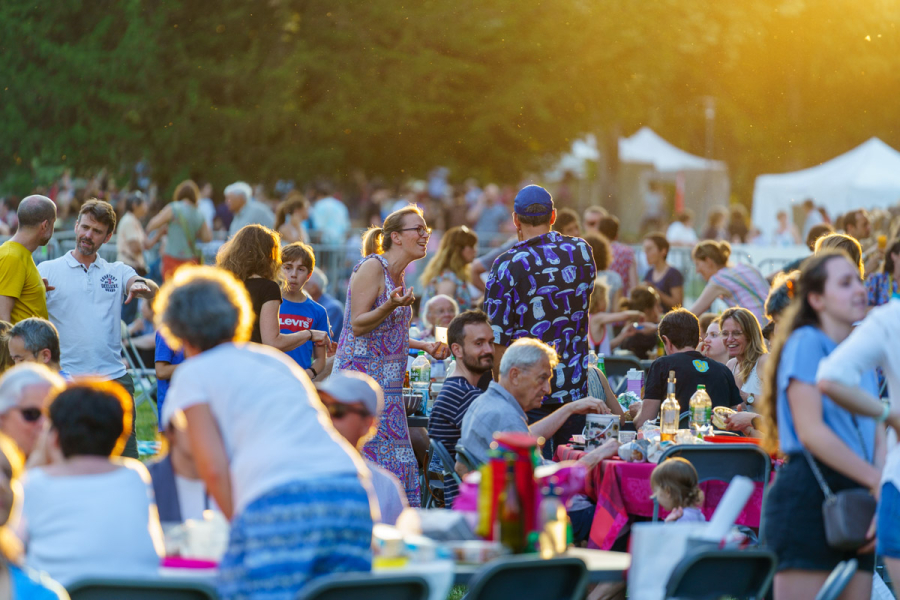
[8,318,70,378]
[147,410,220,525]
[459,337,618,542]
[633,308,743,429]
[317,371,408,525]
[428,309,494,505]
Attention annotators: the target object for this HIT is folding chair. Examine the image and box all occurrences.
[465,555,588,600]
[815,559,858,600]
[652,444,772,536]
[602,355,644,395]
[455,444,481,474]
[120,320,157,410]
[68,578,217,600]
[296,572,429,600]
[664,547,777,600]
[423,438,462,508]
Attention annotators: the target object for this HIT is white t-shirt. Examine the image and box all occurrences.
[198,197,216,231]
[22,459,164,586]
[666,221,699,245]
[817,300,900,491]
[174,474,220,522]
[38,252,138,378]
[368,461,408,525]
[162,343,366,515]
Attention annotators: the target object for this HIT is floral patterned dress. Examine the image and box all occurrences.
[335,254,421,506]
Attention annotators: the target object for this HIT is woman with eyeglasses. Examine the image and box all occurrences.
[418,226,480,312]
[335,206,450,507]
[718,307,768,409]
[0,363,65,458]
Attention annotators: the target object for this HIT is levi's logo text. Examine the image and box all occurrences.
[280,315,313,333]
[100,274,118,293]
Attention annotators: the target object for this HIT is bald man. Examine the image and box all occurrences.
[0,195,56,323]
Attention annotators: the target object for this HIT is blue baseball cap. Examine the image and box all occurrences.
[513,185,554,216]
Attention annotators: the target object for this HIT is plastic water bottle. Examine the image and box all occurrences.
[596,353,606,376]
[411,351,431,415]
[445,356,457,379]
[690,385,712,437]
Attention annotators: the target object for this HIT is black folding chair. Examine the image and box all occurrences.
[423,438,462,508]
[664,547,777,600]
[652,444,772,536]
[465,555,588,600]
[815,559,858,600]
[455,444,481,474]
[68,578,217,600]
[296,572,430,600]
[602,355,644,395]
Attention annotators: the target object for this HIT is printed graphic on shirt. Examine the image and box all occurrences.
[100,274,118,293]
[483,231,595,404]
[279,314,313,333]
[693,359,709,373]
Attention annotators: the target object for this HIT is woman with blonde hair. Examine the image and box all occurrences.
[418,226,479,312]
[689,240,770,324]
[335,206,449,506]
[274,192,310,244]
[719,306,767,409]
[146,180,212,280]
[217,224,326,352]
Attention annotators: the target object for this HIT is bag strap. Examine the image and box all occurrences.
[802,448,835,500]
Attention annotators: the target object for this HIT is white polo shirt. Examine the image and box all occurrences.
[38,251,137,379]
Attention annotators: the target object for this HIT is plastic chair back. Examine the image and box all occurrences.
[68,578,218,600]
[665,548,777,600]
[296,572,429,600]
[815,559,858,600]
[455,444,481,473]
[602,355,644,395]
[652,444,771,525]
[466,555,588,600]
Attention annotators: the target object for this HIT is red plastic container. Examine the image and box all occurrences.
[703,435,762,444]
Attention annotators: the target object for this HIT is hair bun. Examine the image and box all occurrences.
[719,241,732,262]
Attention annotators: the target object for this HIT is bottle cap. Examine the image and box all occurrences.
[697,385,706,390]
[418,351,425,356]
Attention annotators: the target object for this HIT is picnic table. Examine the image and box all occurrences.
[555,445,769,550]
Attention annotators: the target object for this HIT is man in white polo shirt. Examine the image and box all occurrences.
[38,199,158,458]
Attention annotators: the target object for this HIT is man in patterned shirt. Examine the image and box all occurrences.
[483,185,605,455]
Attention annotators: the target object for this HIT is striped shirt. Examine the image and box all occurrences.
[708,263,770,325]
[428,376,483,503]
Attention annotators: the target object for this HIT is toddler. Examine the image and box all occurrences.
[651,457,705,523]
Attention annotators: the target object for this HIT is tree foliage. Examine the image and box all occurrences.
[2,0,899,199]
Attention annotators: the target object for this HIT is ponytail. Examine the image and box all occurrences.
[362,227,385,256]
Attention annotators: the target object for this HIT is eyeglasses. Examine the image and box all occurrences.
[400,226,432,238]
[720,330,745,339]
[17,407,43,423]
[326,403,371,419]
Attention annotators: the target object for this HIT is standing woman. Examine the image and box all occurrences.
[418,225,480,312]
[760,251,882,600]
[335,206,449,506]
[217,225,326,351]
[146,180,212,281]
[689,240,770,324]
[117,192,163,324]
[718,307,768,408]
[274,192,311,245]
[642,233,684,312]
[864,236,900,307]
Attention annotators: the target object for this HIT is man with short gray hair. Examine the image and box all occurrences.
[225,181,274,238]
[0,362,66,457]
[8,317,68,378]
[0,195,57,323]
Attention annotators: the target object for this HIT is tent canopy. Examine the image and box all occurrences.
[752,137,900,238]
[618,127,725,172]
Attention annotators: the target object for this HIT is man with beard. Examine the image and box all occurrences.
[427,310,494,504]
[0,195,56,323]
[38,199,158,458]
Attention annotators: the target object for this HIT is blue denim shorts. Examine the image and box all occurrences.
[877,482,900,559]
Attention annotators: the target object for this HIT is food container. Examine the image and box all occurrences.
[403,388,424,416]
[583,414,619,450]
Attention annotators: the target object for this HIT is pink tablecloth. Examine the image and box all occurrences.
[555,445,769,550]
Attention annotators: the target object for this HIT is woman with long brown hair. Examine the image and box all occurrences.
[334,206,449,506]
[759,251,882,600]
[217,224,326,351]
[718,306,768,408]
[146,180,212,280]
[418,226,479,312]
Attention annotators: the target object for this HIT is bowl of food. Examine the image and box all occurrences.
[711,406,736,430]
[403,388,424,416]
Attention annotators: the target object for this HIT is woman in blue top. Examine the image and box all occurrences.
[760,251,883,600]
[0,433,68,599]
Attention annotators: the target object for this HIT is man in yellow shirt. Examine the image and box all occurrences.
[0,195,56,323]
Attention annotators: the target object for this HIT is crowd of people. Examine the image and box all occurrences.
[0,167,898,600]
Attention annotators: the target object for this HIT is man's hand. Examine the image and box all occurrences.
[124,281,153,304]
[569,396,611,415]
[577,439,620,469]
[42,278,55,292]
[627,401,642,420]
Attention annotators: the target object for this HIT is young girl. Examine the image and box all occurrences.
[651,457,705,523]
[642,233,684,311]
[617,285,662,359]
[587,279,644,356]
[760,251,882,600]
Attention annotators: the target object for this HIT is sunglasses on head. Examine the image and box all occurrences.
[326,403,371,419]
[18,407,43,423]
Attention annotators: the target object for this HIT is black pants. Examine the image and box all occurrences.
[527,404,586,460]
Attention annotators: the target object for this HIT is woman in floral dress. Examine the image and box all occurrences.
[335,206,449,505]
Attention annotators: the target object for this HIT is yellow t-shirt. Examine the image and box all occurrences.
[0,240,48,323]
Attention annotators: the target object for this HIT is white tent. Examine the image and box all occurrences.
[752,137,900,239]
[618,127,725,172]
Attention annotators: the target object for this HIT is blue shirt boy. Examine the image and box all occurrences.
[155,331,185,428]
[280,293,331,368]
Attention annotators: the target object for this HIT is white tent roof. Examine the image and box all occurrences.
[618,127,725,172]
[752,137,900,238]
